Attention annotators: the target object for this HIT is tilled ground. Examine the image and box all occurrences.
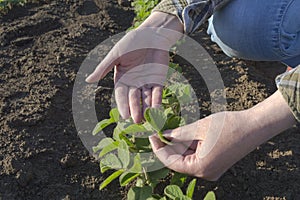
[0,1,299,199]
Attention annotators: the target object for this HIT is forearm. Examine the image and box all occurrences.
[244,90,296,144]
[198,91,296,180]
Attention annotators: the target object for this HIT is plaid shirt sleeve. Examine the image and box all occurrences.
[152,0,232,34]
[276,66,300,123]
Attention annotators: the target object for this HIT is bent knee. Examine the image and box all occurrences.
[207,0,300,61]
[278,0,300,58]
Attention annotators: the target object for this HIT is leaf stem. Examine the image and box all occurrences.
[143,167,150,185]
[158,131,173,145]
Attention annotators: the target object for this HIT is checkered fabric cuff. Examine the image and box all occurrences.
[153,0,231,34]
[276,65,300,123]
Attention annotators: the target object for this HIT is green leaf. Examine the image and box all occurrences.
[127,186,153,200]
[204,191,216,200]
[157,131,172,145]
[135,177,144,187]
[113,124,123,141]
[109,108,120,122]
[93,138,115,152]
[164,185,184,199]
[179,116,186,126]
[118,140,130,168]
[170,172,187,187]
[162,88,173,98]
[121,123,149,135]
[151,194,163,200]
[166,83,181,94]
[140,155,156,168]
[101,153,123,170]
[148,167,170,188]
[143,121,155,131]
[174,196,192,200]
[144,197,158,200]
[113,120,134,140]
[93,108,119,135]
[144,108,167,132]
[139,153,165,170]
[92,118,113,135]
[144,108,171,145]
[186,179,197,198]
[148,168,170,182]
[165,83,193,105]
[163,107,174,117]
[99,141,119,157]
[169,62,182,73]
[100,161,111,173]
[177,85,192,104]
[128,154,142,173]
[119,172,140,186]
[100,169,124,190]
[165,115,182,129]
[134,137,152,152]
[119,134,135,148]
[162,97,178,105]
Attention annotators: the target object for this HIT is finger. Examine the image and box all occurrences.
[149,135,166,150]
[149,135,197,174]
[171,141,199,155]
[151,85,163,108]
[115,83,130,119]
[171,142,191,156]
[164,120,207,141]
[187,140,200,151]
[181,140,199,151]
[183,149,195,156]
[128,87,142,123]
[85,50,119,83]
[149,135,181,166]
[142,85,152,115]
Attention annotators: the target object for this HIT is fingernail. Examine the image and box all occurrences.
[148,135,155,144]
[85,75,93,83]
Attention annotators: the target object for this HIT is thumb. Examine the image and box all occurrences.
[164,119,209,142]
[85,50,119,83]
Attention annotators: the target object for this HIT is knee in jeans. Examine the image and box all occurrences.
[279,0,300,57]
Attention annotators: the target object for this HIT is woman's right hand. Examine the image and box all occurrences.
[149,91,296,180]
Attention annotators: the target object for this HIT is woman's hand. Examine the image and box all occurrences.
[149,91,296,180]
[86,12,184,123]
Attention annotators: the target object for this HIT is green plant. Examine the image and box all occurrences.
[92,1,216,199]
[129,0,159,29]
[93,64,216,200]
[0,0,27,11]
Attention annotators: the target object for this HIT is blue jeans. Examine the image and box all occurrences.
[207,0,300,68]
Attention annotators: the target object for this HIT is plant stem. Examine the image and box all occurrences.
[158,131,173,145]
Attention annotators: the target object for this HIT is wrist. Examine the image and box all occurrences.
[140,12,183,32]
[138,12,184,44]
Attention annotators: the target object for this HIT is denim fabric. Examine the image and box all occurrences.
[207,0,300,67]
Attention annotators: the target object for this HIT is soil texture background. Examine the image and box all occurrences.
[0,1,299,199]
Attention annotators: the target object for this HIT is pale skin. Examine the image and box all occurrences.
[86,12,297,180]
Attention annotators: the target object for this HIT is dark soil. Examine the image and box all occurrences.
[0,1,299,200]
